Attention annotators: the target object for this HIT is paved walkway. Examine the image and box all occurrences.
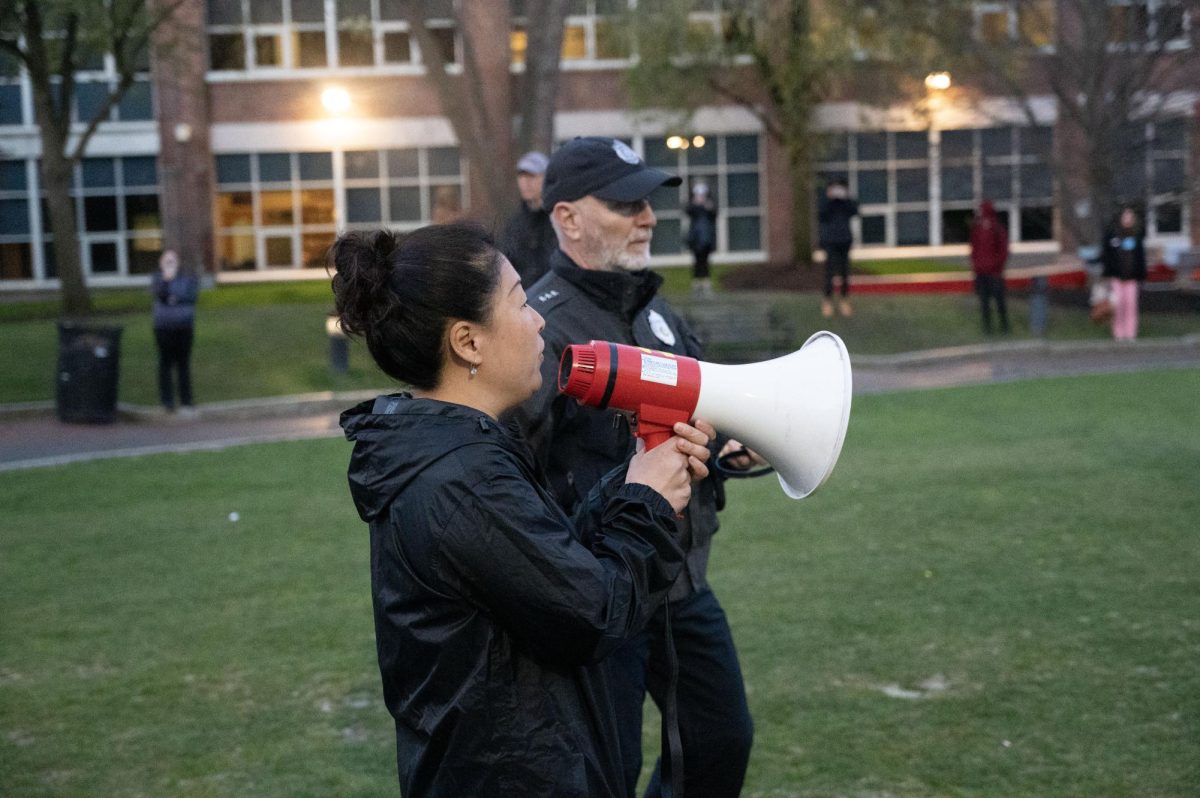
[2,336,1198,472]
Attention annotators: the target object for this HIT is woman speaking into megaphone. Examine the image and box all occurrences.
[332,223,715,796]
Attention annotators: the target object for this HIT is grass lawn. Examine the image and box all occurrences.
[671,291,1200,362]
[0,283,391,406]
[4,278,1198,405]
[3,369,1198,796]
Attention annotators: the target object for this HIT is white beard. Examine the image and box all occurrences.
[604,238,652,272]
[613,252,650,272]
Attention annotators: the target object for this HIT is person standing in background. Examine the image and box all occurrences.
[150,249,198,415]
[1101,205,1147,342]
[430,186,462,225]
[818,178,859,318]
[685,182,717,296]
[500,151,557,285]
[969,200,1010,335]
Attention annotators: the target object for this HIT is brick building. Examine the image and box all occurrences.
[0,0,1196,289]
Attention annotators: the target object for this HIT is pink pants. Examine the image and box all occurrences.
[1111,279,1139,341]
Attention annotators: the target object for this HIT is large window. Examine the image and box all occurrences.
[817,130,935,247]
[0,160,34,279]
[215,151,337,270]
[938,126,1055,244]
[0,52,153,128]
[342,145,466,232]
[975,0,1056,48]
[0,50,23,127]
[1107,0,1191,46]
[643,133,765,256]
[816,126,1056,248]
[1117,117,1191,236]
[557,0,631,63]
[59,156,164,276]
[513,0,725,66]
[0,155,162,281]
[207,0,457,72]
[214,145,466,271]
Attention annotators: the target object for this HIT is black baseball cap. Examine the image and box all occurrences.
[542,137,681,208]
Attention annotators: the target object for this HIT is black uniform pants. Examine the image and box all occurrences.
[974,274,1009,333]
[607,587,753,798]
[155,326,194,408]
[823,243,851,298]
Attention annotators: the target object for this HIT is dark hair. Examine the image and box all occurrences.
[329,224,502,390]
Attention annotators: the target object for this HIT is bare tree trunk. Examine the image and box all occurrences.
[8,0,186,314]
[516,0,566,156]
[398,1,566,228]
[458,1,515,225]
[152,0,213,277]
[25,58,90,316]
[787,140,815,266]
[38,143,92,318]
[399,1,514,226]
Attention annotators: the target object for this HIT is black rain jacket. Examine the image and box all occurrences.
[341,394,684,797]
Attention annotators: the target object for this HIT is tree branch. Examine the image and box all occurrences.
[69,70,137,162]
[706,71,783,141]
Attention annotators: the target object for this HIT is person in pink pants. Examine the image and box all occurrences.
[1100,206,1147,341]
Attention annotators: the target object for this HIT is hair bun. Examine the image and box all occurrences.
[331,230,399,336]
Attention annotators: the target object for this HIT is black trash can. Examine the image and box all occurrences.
[56,322,123,424]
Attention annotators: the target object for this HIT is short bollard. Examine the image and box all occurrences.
[1029,275,1048,337]
[326,315,349,374]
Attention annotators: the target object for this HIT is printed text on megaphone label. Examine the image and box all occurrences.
[640,354,679,386]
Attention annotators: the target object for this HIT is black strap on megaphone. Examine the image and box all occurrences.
[715,448,774,480]
[659,605,685,798]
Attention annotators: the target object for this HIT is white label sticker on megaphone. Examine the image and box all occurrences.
[640,354,679,386]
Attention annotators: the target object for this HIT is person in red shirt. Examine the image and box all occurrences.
[969,200,1010,334]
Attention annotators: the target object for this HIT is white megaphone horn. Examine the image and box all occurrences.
[558,332,852,499]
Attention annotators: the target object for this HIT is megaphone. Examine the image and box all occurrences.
[558,332,852,500]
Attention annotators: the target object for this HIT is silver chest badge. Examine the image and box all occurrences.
[647,309,676,347]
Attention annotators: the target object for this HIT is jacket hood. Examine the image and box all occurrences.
[340,395,509,523]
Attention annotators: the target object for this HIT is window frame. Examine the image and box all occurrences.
[206,0,458,76]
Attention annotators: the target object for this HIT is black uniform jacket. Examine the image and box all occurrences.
[507,251,724,599]
[341,394,684,797]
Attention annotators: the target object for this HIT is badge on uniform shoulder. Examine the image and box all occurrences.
[647,308,677,347]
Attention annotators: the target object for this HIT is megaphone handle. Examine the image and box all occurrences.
[637,424,673,451]
[634,416,690,520]
[635,405,692,451]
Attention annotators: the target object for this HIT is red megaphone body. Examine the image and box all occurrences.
[558,342,702,450]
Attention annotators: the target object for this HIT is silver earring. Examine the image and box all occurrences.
[469,364,478,377]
